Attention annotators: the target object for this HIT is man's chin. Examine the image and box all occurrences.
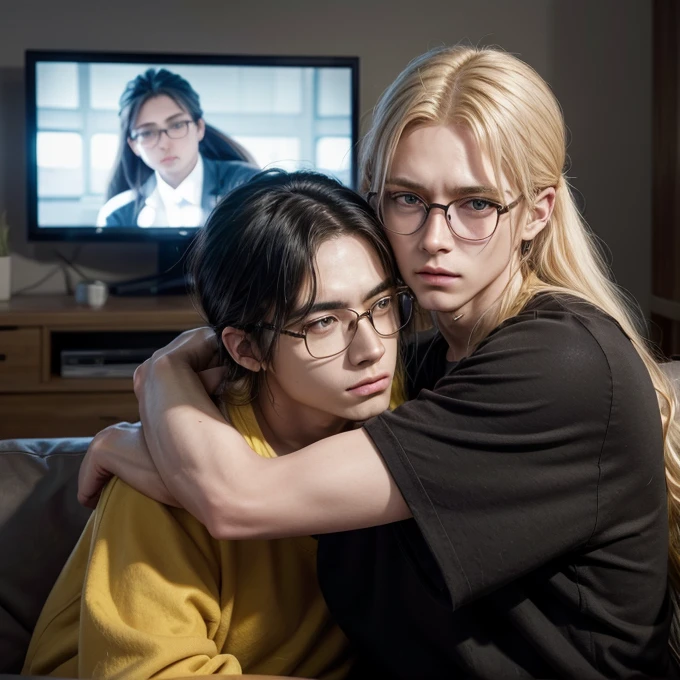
[414,292,466,315]
[343,400,391,424]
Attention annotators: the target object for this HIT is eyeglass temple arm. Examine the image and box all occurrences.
[498,196,523,215]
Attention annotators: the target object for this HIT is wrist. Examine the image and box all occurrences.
[151,352,201,387]
[88,427,122,480]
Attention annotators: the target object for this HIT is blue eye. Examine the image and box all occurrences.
[393,193,423,206]
[458,198,499,218]
[470,199,493,211]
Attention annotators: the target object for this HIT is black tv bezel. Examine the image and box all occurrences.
[26,49,360,243]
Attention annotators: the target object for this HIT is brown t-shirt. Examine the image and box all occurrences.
[318,294,675,679]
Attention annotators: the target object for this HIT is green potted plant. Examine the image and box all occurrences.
[0,210,11,301]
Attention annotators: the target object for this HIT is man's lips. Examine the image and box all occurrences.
[346,373,391,396]
[416,267,460,285]
[160,156,179,163]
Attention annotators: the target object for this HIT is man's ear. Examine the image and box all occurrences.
[195,118,206,143]
[520,186,556,242]
[221,327,264,373]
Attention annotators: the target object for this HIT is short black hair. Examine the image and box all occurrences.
[188,169,400,401]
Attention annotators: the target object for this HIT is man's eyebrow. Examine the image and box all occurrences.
[164,112,188,123]
[362,279,392,302]
[134,112,187,129]
[293,279,393,318]
[386,177,500,199]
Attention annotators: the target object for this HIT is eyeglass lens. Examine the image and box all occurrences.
[132,120,192,147]
[377,194,501,240]
[304,292,412,359]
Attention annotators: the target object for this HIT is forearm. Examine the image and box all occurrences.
[78,421,178,509]
[139,360,410,538]
[139,355,264,533]
[136,344,410,539]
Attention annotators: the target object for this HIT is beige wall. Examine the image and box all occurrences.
[0,0,651,315]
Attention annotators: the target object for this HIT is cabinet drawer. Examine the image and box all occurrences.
[0,391,140,438]
[0,328,41,390]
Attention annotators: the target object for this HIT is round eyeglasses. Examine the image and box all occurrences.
[130,120,195,148]
[255,288,414,359]
[368,191,522,241]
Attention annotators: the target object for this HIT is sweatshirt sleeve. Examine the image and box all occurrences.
[78,477,242,679]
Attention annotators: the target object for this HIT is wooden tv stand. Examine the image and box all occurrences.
[0,295,204,438]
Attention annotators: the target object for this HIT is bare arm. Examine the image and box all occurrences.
[77,362,236,508]
[78,421,178,509]
[133,329,411,540]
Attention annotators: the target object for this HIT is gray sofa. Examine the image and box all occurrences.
[1,362,679,674]
[0,437,92,673]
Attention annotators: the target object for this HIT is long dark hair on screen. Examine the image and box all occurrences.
[188,169,402,403]
[106,68,256,201]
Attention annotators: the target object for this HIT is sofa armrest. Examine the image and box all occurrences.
[0,438,93,673]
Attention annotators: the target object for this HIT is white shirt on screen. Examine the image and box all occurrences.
[136,155,205,228]
[96,155,260,229]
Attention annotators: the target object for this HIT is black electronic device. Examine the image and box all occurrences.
[60,348,156,378]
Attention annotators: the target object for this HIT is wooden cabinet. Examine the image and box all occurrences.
[0,295,203,438]
[0,328,41,390]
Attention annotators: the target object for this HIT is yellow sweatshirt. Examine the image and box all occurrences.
[22,403,352,679]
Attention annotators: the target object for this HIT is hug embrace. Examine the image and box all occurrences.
[27,44,680,679]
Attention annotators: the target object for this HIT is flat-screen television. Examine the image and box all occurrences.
[25,50,359,293]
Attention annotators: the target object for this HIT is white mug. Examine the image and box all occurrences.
[75,280,109,308]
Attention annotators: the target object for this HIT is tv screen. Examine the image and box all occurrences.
[26,50,359,242]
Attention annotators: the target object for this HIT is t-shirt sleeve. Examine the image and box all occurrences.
[363,310,612,608]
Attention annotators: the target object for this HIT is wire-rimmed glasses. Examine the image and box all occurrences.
[255,288,414,359]
[368,191,522,242]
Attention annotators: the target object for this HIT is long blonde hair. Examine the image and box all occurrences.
[361,44,680,628]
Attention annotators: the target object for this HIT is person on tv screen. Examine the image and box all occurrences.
[24,170,409,679]
[97,68,259,228]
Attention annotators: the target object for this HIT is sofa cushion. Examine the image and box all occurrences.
[0,438,92,673]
